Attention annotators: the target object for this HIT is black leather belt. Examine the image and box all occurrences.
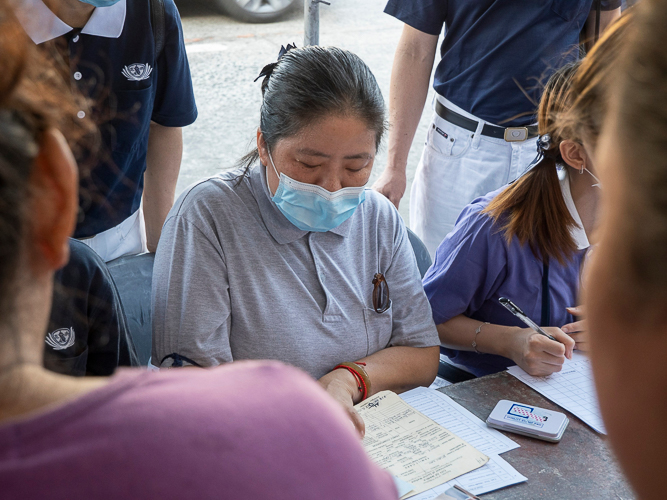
[435,100,538,142]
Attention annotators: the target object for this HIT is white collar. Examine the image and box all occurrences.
[16,0,126,44]
[559,169,590,250]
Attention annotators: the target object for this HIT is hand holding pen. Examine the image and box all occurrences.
[498,297,575,376]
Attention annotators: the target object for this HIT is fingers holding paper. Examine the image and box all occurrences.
[562,306,589,352]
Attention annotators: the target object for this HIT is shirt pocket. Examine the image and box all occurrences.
[108,86,154,153]
[551,0,585,22]
[425,120,472,159]
[363,305,393,356]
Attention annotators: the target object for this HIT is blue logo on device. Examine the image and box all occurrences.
[508,404,534,419]
[505,403,547,428]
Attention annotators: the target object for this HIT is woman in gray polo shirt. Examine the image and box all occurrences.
[152,45,440,433]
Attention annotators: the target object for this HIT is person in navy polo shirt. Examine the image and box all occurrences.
[45,240,139,376]
[16,0,197,261]
[373,0,620,257]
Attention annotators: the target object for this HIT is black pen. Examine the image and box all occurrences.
[498,297,560,343]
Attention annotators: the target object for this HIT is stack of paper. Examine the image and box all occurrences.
[507,352,606,434]
[356,391,489,499]
[400,388,527,499]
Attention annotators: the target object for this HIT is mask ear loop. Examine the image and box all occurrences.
[580,160,602,188]
[266,148,281,194]
[586,168,602,188]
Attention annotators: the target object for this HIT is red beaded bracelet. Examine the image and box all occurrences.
[333,362,371,401]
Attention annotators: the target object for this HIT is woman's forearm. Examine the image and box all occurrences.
[437,314,521,359]
[357,345,440,396]
[317,346,439,436]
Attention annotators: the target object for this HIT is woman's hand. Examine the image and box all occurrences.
[318,370,366,437]
[507,327,575,377]
[562,306,589,352]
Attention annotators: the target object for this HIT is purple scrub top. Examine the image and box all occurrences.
[423,188,587,377]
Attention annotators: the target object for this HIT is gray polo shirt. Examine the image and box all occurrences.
[152,165,439,379]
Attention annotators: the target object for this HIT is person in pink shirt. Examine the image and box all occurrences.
[0,5,396,499]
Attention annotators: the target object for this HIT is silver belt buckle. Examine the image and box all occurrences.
[504,127,528,142]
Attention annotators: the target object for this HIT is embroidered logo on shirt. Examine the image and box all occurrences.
[45,327,76,350]
[121,63,153,81]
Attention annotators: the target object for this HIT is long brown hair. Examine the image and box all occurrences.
[483,14,633,265]
[482,63,580,265]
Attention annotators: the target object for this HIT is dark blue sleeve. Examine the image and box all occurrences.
[422,203,508,325]
[86,251,139,373]
[151,0,198,127]
[384,0,447,36]
[46,240,138,377]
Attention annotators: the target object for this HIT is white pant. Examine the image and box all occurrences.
[79,207,147,263]
[410,96,539,258]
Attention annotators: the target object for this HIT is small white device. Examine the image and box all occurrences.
[486,399,569,443]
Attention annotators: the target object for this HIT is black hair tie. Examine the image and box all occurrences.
[254,43,297,82]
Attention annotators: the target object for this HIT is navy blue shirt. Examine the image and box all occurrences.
[385,0,621,126]
[45,240,139,376]
[67,0,197,237]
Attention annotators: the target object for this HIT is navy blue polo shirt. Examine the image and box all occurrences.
[45,239,139,376]
[61,0,197,237]
[385,0,621,126]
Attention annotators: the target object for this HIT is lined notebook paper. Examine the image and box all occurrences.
[507,352,606,434]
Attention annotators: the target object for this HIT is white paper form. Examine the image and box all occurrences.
[507,352,606,434]
[357,391,489,499]
[400,388,526,498]
[410,455,528,499]
[400,387,519,456]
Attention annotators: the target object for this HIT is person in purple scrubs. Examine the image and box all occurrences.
[423,18,629,378]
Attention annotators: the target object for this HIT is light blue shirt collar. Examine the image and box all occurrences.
[16,0,126,44]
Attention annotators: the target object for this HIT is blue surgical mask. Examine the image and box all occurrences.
[78,0,122,8]
[266,151,366,232]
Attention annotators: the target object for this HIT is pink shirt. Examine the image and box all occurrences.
[0,361,396,499]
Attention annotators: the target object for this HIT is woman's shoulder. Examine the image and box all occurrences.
[434,186,509,258]
[454,186,507,232]
[88,363,350,445]
[358,189,405,232]
[161,168,259,240]
[2,362,395,498]
[169,168,248,218]
[24,361,393,498]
